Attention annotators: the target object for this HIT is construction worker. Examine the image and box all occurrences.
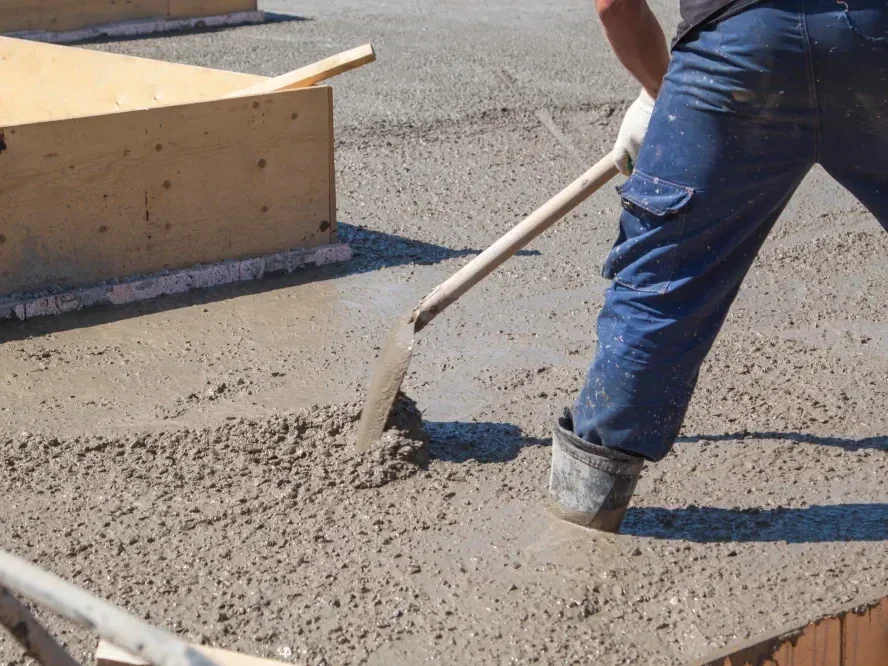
[549,0,888,532]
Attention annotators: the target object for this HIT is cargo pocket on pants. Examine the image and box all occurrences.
[602,171,694,294]
[842,8,888,45]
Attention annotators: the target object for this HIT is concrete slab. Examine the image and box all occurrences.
[0,2,886,666]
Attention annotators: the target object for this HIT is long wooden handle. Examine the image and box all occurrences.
[0,550,219,666]
[413,155,619,330]
[225,44,375,98]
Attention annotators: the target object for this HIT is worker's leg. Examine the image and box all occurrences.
[570,3,819,464]
[807,0,888,228]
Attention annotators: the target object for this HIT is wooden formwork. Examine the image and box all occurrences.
[0,1,262,42]
[0,37,364,320]
[693,591,888,666]
[0,549,296,666]
[95,640,291,665]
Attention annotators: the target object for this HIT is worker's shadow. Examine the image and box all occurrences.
[426,420,547,463]
[621,503,888,543]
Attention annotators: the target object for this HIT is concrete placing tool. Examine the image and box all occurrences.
[356,154,619,451]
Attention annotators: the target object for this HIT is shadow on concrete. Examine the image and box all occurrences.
[622,503,888,543]
[678,431,888,452]
[263,11,312,24]
[73,11,310,45]
[0,224,539,342]
[338,222,539,271]
[0,264,342,343]
[427,420,547,463]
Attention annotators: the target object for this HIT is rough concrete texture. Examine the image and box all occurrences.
[1,0,888,664]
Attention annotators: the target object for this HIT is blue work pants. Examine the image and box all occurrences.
[573,0,888,461]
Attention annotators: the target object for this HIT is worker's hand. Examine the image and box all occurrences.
[612,89,656,175]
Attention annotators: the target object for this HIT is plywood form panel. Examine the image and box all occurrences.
[843,595,888,666]
[168,0,258,19]
[0,0,258,34]
[0,0,166,33]
[694,592,888,666]
[0,36,263,125]
[0,86,335,296]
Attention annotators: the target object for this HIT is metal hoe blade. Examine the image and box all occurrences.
[355,314,417,452]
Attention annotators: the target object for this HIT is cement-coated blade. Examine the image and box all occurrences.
[355,315,417,452]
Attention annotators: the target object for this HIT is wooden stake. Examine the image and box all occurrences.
[0,586,81,666]
[225,44,375,98]
[0,550,219,666]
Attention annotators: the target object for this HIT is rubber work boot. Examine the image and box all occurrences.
[548,409,645,533]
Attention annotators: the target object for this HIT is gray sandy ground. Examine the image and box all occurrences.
[2,0,887,664]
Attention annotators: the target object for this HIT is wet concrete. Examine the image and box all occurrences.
[2,0,888,664]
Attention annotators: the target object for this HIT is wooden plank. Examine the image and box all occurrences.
[10,11,265,46]
[0,0,257,34]
[693,591,888,666]
[0,0,166,33]
[0,550,218,666]
[97,639,293,666]
[0,586,81,666]
[226,44,376,98]
[0,85,335,297]
[0,36,264,125]
[843,595,888,666]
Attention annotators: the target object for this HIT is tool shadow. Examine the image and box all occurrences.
[621,503,888,543]
[337,222,540,271]
[677,431,888,452]
[626,432,888,542]
[426,420,547,463]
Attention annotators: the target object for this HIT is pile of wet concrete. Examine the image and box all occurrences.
[5,393,428,495]
[0,395,435,664]
[2,383,887,666]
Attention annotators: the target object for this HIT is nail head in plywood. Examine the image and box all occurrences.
[96,639,296,666]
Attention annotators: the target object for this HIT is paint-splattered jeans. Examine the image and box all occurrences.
[573,0,888,461]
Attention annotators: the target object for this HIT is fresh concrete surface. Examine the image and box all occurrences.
[1,2,887,665]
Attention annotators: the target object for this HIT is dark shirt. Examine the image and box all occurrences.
[674,0,762,45]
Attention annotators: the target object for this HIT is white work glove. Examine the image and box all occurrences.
[612,89,656,176]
